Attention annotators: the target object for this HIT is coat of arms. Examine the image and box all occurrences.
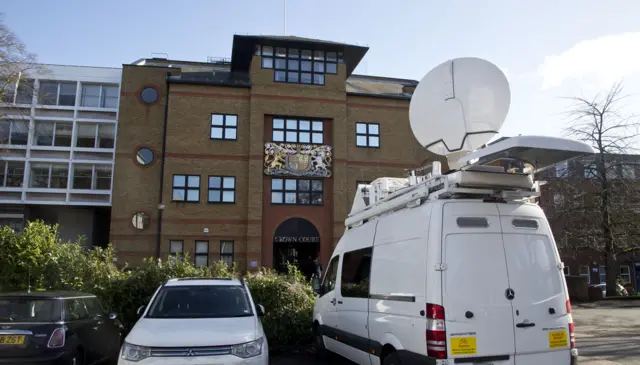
[264,143,332,177]
[286,154,311,173]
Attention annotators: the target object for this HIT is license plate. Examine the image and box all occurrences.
[0,335,25,345]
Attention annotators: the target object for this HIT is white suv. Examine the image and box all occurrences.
[118,277,269,365]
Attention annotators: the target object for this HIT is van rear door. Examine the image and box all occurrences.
[441,202,515,364]
[498,204,572,365]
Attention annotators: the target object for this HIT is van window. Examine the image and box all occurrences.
[512,219,539,229]
[456,217,489,228]
[340,247,372,299]
[321,256,339,296]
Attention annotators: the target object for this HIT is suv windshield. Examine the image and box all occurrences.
[0,298,61,323]
[146,285,253,319]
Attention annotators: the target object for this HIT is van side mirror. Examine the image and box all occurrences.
[311,275,321,296]
[256,304,265,317]
[108,312,117,320]
[136,306,146,317]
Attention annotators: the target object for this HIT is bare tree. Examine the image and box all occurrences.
[0,13,44,112]
[554,80,640,296]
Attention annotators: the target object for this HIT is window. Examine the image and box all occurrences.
[579,266,590,284]
[272,118,323,144]
[0,120,29,145]
[583,162,596,179]
[72,164,112,190]
[620,265,631,283]
[81,84,119,108]
[210,114,238,140]
[29,163,68,189]
[208,176,236,203]
[0,161,25,187]
[12,78,34,104]
[340,247,372,298]
[599,265,606,283]
[271,178,323,205]
[195,241,209,267]
[169,240,184,262]
[621,165,636,180]
[258,45,341,85]
[136,148,154,166]
[320,255,340,296]
[75,123,115,149]
[220,240,234,267]
[64,298,89,321]
[172,175,200,202]
[356,122,380,148]
[556,161,569,178]
[140,87,159,104]
[563,266,570,276]
[34,121,72,147]
[38,81,76,106]
[83,297,104,317]
[132,212,149,230]
[1,79,16,103]
[356,180,371,188]
[145,285,252,319]
[0,298,61,322]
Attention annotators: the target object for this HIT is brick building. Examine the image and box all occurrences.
[538,154,640,293]
[110,35,438,274]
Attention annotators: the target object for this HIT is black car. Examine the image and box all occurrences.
[0,291,124,365]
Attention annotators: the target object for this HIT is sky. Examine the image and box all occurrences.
[3,0,640,149]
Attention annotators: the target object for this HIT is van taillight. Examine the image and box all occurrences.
[426,303,447,359]
[566,300,575,349]
[47,328,65,348]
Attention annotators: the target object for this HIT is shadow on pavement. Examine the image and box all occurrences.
[270,349,354,365]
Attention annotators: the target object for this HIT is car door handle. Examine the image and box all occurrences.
[516,322,535,328]
[337,300,343,304]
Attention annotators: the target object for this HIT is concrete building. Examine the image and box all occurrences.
[111,35,439,274]
[0,64,121,247]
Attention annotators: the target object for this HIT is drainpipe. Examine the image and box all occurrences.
[155,73,171,259]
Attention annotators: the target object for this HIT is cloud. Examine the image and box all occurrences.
[537,32,640,90]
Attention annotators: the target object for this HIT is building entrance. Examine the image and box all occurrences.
[273,217,320,279]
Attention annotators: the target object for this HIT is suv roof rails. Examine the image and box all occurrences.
[174,277,235,281]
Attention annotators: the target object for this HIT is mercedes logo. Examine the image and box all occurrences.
[505,288,515,300]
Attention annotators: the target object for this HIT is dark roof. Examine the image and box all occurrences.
[0,291,96,299]
[231,34,369,77]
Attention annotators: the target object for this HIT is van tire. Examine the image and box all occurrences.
[313,325,327,358]
[382,351,400,365]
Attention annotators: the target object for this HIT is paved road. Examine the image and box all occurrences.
[270,305,640,365]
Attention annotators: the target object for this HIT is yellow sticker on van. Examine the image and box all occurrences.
[450,337,477,355]
[548,330,568,348]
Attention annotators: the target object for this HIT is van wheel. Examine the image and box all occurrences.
[383,351,400,365]
[313,325,327,357]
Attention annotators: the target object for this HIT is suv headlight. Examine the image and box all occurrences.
[231,337,263,358]
[120,341,151,362]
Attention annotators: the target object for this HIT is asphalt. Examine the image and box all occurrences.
[270,304,640,365]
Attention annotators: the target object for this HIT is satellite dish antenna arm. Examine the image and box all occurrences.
[423,130,500,153]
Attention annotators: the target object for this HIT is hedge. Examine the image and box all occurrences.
[0,220,315,352]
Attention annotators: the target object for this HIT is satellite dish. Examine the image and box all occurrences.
[409,57,511,166]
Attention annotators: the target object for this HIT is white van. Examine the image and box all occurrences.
[312,136,586,365]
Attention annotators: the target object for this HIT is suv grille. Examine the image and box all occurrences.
[150,345,232,357]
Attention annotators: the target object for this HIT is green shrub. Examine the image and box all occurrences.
[0,220,315,351]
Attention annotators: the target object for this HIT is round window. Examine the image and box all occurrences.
[132,212,150,230]
[140,87,159,104]
[136,148,154,165]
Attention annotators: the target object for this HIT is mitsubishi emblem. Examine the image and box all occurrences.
[187,349,195,357]
[505,288,515,300]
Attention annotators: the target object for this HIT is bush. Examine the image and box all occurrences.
[0,220,316,352]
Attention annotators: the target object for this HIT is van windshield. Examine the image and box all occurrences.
[502,234,564,301]
[146,285,253,319]
[0,298,61,323]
